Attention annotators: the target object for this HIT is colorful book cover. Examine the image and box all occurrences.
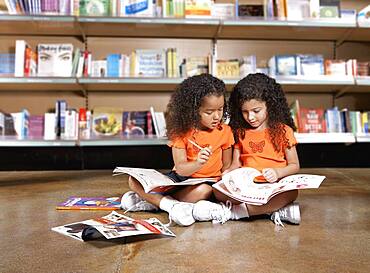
[79,0,110,16]
[37,44,73,77]
[92,107,122,136]
[299,108,326,133]
[57,196,121,210]
[122,111,148,136]
[0,54,15,75]
[135,49,166,77]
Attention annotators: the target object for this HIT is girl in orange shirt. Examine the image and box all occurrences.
[193,73,300,226]
[121,74,234,226]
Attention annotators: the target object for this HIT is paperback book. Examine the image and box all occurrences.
[56,196,121,210]
[113,167,217,193]
[52,211,175,242]
[213,167,325,206]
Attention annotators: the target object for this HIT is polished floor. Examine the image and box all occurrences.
[0,168,369,273]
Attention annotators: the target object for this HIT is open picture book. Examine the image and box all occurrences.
[213,167,325,206]
[51,211,175,242]
[56,196,121,210]
[113,167,217,193]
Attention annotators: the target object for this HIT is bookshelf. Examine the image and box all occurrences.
[0,1,369,166]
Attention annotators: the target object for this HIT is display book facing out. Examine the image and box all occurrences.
[113,167,325,205]
[51,211,175,242]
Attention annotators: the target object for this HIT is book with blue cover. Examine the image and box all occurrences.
[0,54,15,75]
[57,196,121,210]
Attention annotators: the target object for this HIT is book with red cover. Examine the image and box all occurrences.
[299,108,327,133]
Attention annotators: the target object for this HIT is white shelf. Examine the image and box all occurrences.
[1,133,366,147]
[79,135,168,146]
[0,136,77,147]
[355,76,370,86]
[295,133,356,144]
[222,17,356,28]
[355,133,370,143]
[0,14,368,42]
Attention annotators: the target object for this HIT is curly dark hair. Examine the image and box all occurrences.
[228,73,296,152]
[165,74,227,140]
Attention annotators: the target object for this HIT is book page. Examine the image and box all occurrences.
[114,167,217,193]
[90,212,175,240]
[51,211,175,241]
[214,167,326,205]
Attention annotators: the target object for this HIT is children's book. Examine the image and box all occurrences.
[213,167,325,206]
[113,167,218,194]
[52,211,175,242]
[56,197,121,210]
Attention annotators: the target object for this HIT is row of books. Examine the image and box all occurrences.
[5,41,370,78]
[2,0,369,23]
[0,102,167,139]
[269,55,369,77]
[291,100,370,134]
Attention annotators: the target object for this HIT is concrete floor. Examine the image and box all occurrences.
[0,168,369,273]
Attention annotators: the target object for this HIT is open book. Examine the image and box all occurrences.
[56,197,121,210]
[213,167,325,206]
[51,211,175,242]
[113,167,217,193]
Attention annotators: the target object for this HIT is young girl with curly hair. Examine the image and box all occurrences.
[121,74,234,226]
[193,73,301,226]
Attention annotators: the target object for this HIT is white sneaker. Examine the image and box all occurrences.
[121,191,158,212]
[193,200,232,224]
[271,202,301,227]
[168,202,195,227]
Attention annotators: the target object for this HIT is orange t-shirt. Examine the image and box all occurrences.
[234,124,297,172]
[168,124,234,178]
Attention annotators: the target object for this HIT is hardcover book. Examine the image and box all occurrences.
[238,4,264,17]
[118,0,154,17]
[56,196,121,210]
[92,107,122,136]
[299,108,327,133]
[134,49,166,77]
[79,0,111,16]
[37,44,73,77]
[52,211,175,242]
[122,111,148,136]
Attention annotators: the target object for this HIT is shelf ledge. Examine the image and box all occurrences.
[295,133,356,144]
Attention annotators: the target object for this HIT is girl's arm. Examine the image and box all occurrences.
[172,146,212,177]
[263,145,300,182]
[221,147,233,172]
[222,148,241,174]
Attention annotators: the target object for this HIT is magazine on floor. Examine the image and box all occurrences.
[56,196,121,210]
[113,167,217,193]
[213,167,325,205]
[51,211,175,242]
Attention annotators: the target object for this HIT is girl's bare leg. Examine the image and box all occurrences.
[214,189,298,216]
[129,177,213,206]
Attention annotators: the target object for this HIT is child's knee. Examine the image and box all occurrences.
[128,176,141,191]
[193,184,213,200]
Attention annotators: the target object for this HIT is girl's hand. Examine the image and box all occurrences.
[262,168,278,183]
[197,146,212,165]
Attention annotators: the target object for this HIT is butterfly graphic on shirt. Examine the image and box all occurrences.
[249,140,265,153]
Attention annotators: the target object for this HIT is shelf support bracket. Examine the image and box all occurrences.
[336,28,354,48]
[335,85,351,99]
[75,19,87,44]
[76,81,87,98]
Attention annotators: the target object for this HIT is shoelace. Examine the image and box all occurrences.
[272,211,285,227]
[122,200,147,214]
[210,201,232,224]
